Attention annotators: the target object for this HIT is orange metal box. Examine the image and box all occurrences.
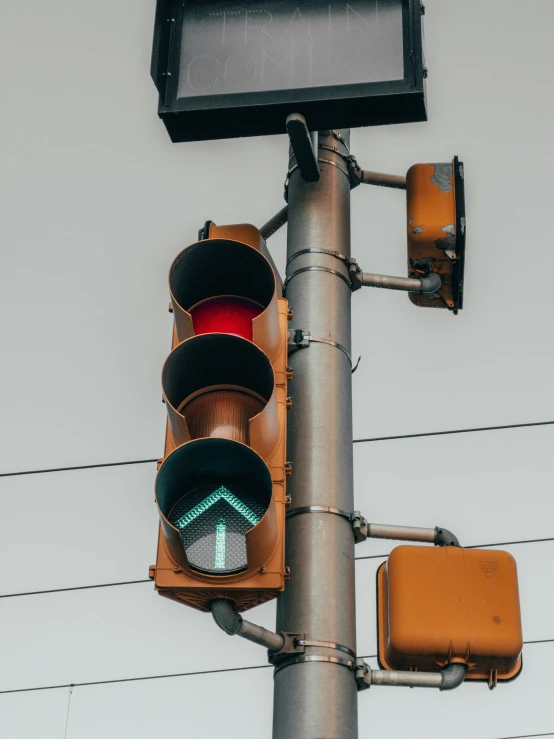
[377,546,523,683]
[406,158,465,313]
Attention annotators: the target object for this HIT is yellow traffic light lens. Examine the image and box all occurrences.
[169,483,268,575]
[180,387,265,444]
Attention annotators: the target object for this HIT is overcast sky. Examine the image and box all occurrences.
[0,1,553,737]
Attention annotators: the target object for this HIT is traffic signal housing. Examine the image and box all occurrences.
[377,546,523,686]
[150,223,290,613]
[407,157,466,313]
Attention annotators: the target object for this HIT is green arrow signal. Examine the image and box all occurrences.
[175,485,261,530]
[215,519,226,569]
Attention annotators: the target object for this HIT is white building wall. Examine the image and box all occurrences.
[1,1,553,737]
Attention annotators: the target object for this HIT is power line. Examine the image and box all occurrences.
[353,420,554,444]
[0,663,273,695]
[354,536,554,562]
[1,535,552,600]
[0,642,550,697]
[0,579,151,599]
[1,419,553,479]
[0,656,377,696]
[0,458,158,479]
[468,537,554,550]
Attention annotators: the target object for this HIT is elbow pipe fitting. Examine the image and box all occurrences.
[363,662,467,690]
[435,527,461,547]
[440,663,467,691]
[419,272,442,294]
[211,598,243,635]
[211,598,285,653]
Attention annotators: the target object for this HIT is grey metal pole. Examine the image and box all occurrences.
[273,130,357,739]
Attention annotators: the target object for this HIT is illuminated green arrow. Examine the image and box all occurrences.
[175,486,261,530]
[214,519,226,570]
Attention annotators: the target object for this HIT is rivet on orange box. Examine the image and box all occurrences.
[377,546,523,683]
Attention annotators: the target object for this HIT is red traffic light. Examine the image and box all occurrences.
[151,223,290,613]
[190,296,263,341]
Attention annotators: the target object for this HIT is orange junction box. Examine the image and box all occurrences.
[377,546,523,683]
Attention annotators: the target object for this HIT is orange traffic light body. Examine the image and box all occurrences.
[377,546,523,683]
[407,158,466,312]
[151,224,289,613]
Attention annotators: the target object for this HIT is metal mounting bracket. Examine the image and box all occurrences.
[288,329,353,366]
[363,522,461,547]
[355,659,372,691]
[351,511,369,543]
[355,659,467,692]
[286,113,320,183]
[285,509,460,547]
[286,505,368,543]
[267,632,305,664]
[349,261,442,296]
[269,634,356,666]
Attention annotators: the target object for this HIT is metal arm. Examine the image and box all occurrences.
[359,170,406,190]
[357,271,441,294]
[286,113,320,183]
[357,661,467,691]
[260,205,289,240]
[353,519,460,547]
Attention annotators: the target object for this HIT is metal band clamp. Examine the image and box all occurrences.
[288,329,353,366]
[283,265,352,294]
[286,506,368,543]
[273,655,356,676]
[286,505,353,521]
[295,639,357,658]
[286,247,352,269]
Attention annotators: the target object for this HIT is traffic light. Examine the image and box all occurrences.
[150,222,290,613]
[407,157,466,313]
[377,545,523,687]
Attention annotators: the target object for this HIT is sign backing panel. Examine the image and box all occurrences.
[152,0,426,141]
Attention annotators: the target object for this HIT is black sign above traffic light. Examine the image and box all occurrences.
[151,0,426,142]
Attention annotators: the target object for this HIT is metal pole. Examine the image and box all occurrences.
[273,130,357,739]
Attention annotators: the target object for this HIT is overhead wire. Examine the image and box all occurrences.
[355,536,554,562]
[0,458,157,479]
[0,422,552,712]
[0,641,551,696]
[0,655,381,697]
[0,580,151,599]
[1,419,553,479]
[1,535,552,600]
[352,419,554,444]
